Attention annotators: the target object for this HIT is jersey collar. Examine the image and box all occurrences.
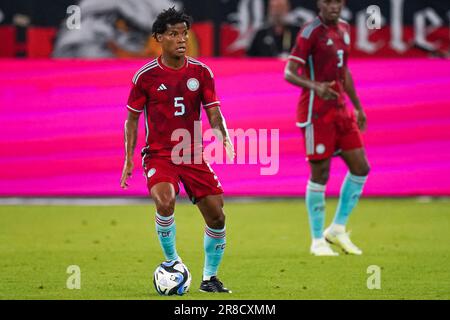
[157,55,188,72]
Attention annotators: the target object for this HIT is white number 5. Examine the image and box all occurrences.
[337,50,344,68]
[174,97,185,116]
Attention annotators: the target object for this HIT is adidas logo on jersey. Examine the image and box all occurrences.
[327,38,334,46]
[157,84,167,91]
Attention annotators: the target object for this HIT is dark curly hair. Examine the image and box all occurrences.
[152,7,192,39]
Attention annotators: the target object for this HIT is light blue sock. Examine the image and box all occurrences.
[203,226,226,280]
[155,212,178,261]
[333,172,368,226]
[306,180,326,239]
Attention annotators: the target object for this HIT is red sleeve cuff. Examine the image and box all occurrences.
[288,55,306,64]
[127,105,144,114]
[203,101,220,109]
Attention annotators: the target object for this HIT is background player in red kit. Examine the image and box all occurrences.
[120,8,234,292]
[284,0,370,256]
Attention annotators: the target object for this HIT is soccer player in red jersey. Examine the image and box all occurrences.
[120,8,234,292]
[284,0,370,256]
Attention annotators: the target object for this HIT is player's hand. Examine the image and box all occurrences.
[120,159,134,189]
[224,139,235,161]
[355,109,367,132]
[314,81,339,100]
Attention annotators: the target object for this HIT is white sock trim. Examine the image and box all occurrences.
[347,172,368,184]
[156,212,174,221]
[307,180,326,192]
[202,275,215,281]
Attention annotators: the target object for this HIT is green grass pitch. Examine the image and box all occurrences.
[0,198,449,300]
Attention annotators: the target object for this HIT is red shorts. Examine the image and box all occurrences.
[142,156,223,204]
[300,112,363,161]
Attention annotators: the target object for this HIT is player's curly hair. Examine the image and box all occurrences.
[152,7,192,39]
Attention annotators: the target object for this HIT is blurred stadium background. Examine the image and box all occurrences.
[1,0,449,198]
[0,0,449,300]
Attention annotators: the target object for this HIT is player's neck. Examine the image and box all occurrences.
[161,54,186,70]
[319,13,338,26]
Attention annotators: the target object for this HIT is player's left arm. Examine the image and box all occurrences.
[205,106,235,161]
[344,66,367,132]
[201,65,235,161]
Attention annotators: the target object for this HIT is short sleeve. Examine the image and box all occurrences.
[126,78,147,114]
[288,30,313,65]
[343,23,352,60]
[201,67,220,109]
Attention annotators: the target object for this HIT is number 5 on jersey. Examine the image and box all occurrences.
[174,97,185,116]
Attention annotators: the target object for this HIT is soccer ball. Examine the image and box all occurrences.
[153,260,191,296]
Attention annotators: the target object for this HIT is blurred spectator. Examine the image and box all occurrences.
[52,0,198,58]
[247,0,299,58]
[414,43,450,59]
[109,30,198,58]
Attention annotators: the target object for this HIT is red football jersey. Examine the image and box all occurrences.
[289,16,351,127]
[127,56,220,159]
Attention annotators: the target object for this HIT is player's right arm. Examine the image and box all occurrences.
[284,28,338,100]
[120,111,140,189]
[284,58,338,101]
[120,72,148,189]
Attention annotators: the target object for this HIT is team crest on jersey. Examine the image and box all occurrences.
[187,78,199,91]
[147,168,156,178]
[316,144,326,155]
[343,32,350,45]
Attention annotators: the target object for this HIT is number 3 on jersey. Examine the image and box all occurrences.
[174,97,185,116]
[337,50,344,68]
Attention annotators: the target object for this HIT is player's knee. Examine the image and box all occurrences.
[351,163,370,177]
[310,161,331,185]
[215,214,226,229]
[154,194,176,216]
[314,170,330,185]
[216,196,224,209]
[361,164,370,176]
[156,201,175,216]
[209,213,226,229]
